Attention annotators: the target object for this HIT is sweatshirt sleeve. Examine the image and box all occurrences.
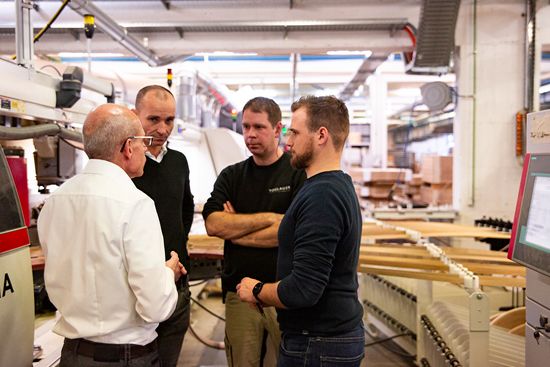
[202,167,232,220]
[277,186,344,309]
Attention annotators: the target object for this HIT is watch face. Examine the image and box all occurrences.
[253,282,263,295]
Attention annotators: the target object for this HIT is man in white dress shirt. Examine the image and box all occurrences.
[37,104,185,367]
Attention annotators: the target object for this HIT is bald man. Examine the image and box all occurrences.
[38,104,185,367]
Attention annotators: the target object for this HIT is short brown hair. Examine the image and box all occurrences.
[135,85,174,110]
[242,97,282,128]
[291,95,349,150]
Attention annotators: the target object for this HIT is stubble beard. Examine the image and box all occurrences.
[290,140,314,170]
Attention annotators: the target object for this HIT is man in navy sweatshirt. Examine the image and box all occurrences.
[237,95,365,367]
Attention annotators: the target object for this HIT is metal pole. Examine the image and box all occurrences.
[15,0,34,68]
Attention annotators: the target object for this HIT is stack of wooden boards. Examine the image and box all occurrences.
[360,220,523,287]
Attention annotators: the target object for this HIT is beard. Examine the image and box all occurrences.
[290,139,314,169]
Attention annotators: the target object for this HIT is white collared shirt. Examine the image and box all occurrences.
[37,159,177,345]
[145,144,168,163]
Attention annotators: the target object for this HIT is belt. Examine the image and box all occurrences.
[65,338,157,361]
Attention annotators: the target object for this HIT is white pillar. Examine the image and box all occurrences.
[368,74,388,168]
[454,0,525,224]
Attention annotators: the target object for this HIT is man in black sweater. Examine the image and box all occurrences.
[237,95,364,367]
[203,97,305,367]
[132,86,194,367]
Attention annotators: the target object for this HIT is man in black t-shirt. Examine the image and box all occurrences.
[236,96,364,367]
[202,97,305,367]
[132,86,194,367]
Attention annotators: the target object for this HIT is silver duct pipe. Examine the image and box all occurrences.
[176,74,198,124]
[0,124,82,143]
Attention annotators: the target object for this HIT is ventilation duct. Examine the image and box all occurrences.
[407,0,461,75]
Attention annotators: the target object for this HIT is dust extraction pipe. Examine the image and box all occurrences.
[0,124,82,142]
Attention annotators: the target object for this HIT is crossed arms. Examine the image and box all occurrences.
[204,201,283,248]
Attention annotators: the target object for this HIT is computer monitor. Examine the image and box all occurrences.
[509,153,550,276]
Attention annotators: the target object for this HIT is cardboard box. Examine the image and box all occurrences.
[362,168,412,184]
[420,183,452,205]
[348,132,363,146]
[408,173,423,186]
[421,155,452,184]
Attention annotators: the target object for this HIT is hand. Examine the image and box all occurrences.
[165,251,185,281]
[223,201,236,213]
[236,277,259,303]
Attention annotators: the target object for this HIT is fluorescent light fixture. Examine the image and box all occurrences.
[326,50,372,57]
[194,51,258,56]
[58,52,125,57]
[540,84,550,94]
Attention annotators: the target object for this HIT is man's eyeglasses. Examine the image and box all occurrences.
[120,136,154,152]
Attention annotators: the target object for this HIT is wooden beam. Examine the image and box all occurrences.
[359,255,447,270]
[359,265,525,287]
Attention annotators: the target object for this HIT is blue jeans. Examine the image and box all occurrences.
[278,325,365,367]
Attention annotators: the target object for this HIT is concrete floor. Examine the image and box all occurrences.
[177,282,415,367]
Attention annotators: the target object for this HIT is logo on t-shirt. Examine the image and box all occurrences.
[269,185,291,194]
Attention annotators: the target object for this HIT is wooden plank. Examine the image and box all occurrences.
[358,265,525,288]
[443,247,509,257]
[358,265,462,284]
[387,221,511,239]
[478,275,525,288]
[187,234,224,258]
[359,255,447,271]
[360,246,430,257]
[447,254,516,264]
[461,263,526,276]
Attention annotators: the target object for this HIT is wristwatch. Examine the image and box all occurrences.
[252,281,264,303]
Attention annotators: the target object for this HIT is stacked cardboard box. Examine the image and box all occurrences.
[348,167,411,206]
[420,155,453,205]
[405,173,423,202]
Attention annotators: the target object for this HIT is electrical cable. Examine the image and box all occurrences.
[39,64,62,77]
[34,0,71,43]
[188,324,225,350]
[364,332,412,347]
[189,279,209,287]
[190,296,225,322]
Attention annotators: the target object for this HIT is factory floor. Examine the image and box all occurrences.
[178,281,415,367]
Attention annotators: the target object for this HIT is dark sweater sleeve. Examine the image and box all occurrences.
[181,156,194,237]
[277,186,343,309]
[202,167,232,220]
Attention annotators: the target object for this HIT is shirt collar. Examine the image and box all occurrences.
[145,144,168,163]
[82,159,134,185]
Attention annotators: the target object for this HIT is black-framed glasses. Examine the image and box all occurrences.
[120,136,154,152]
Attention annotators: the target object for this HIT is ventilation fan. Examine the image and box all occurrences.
[420,81,452,111]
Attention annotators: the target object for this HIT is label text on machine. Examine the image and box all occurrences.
[0,273,14,299]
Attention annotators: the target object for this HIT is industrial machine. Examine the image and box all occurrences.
[508,109,550,366]
[0,147,34,367]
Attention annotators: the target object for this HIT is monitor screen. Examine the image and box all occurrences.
[509,154,550,276]
[524,175,550,251]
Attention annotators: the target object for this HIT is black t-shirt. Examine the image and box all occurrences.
[277,171,363,335]
[202,153,305,296]
[133,149,194,269]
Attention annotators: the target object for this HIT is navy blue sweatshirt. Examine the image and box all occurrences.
[277,170,363,335]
